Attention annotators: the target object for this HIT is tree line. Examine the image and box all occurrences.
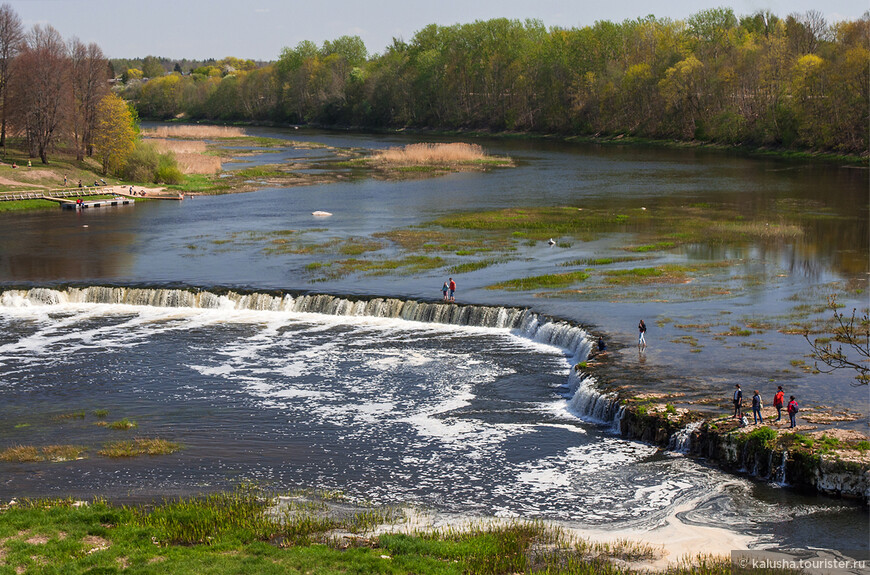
[123,9,869,155]
[0,3,114,164]
[0,3,184,184]
[3,4,867,164]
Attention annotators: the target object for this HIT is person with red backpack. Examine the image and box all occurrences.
[787,395,799,428]
[773,386,784,422]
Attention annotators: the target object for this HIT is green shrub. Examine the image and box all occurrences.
[156,153,184,184]
[122,140,183,184]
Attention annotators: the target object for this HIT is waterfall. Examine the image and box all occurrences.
[3,284,618,422]
[2,286,615,417]
[564,369,620,424]
[667,421,702,454]
[775,451,788,486]
[612,405,626,434]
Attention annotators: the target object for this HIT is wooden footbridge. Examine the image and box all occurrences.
[0,186,183,207]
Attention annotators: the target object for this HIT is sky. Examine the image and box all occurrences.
[9,0,869,61]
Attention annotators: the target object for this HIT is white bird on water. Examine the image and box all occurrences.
[547,238,556,246]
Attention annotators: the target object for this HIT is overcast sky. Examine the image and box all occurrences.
[8,0,868,60]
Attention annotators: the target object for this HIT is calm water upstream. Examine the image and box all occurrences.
[0,128,867,549]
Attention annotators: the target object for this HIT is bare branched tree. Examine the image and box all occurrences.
[805,296,870,386]
[12,24,70,163]
[0,3,23,148]
[69,38,108,160]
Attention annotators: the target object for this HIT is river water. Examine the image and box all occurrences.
[0,129,867,551]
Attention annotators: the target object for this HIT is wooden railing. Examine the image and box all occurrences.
[0,188,113,201]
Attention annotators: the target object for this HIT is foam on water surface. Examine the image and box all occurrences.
[0,288,866,549]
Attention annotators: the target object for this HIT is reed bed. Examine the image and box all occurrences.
[98,438,181,457]
[0,444,85,462]
[145,138,223,174]
[142,125,247,139]
[147,138,207,154]
[373,142,489,165]
[172,153,223,174]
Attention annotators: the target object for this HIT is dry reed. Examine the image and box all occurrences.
[142,125,247,139]
[146,138,207,154]
[173,153,222,174]
[145,137,223,174]
[373,143,488,165]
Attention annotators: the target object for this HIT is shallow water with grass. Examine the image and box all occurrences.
[0,128,867,553]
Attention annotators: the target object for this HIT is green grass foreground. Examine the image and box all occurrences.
[0,489,799,574]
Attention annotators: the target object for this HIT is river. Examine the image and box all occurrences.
[0,128,867,552]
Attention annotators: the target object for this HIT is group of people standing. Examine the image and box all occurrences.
[733,384,799,428]
[441,277,456,302]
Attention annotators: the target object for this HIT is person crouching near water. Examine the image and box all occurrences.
[773,386,784,422]
[732,384,743,419]
[441,281,449,301]
[751,390,763,425]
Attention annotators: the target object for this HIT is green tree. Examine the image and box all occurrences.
[92,93,136,175]
[141,55,164,78]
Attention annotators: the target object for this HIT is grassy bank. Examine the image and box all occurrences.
[0,488,798,574]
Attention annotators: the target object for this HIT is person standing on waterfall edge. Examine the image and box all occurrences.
[773,386,785,422]
[732,384,743,419]
[752,390,763,425]
[448,277,456,302]
[787,396,799,428]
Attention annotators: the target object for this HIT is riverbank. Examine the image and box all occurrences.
[162,118,870,167]
[0,488,770,574]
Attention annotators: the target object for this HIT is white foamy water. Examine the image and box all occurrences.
[1,288,865,548]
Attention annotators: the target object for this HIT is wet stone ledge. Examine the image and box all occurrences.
[616,403,870,505]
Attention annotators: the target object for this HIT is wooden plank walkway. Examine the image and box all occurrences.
[0,186,183,202]
[0,187,111,201]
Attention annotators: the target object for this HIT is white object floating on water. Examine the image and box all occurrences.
[82,225,88,228]
[312,211,332,217]
[547,238,556,246]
